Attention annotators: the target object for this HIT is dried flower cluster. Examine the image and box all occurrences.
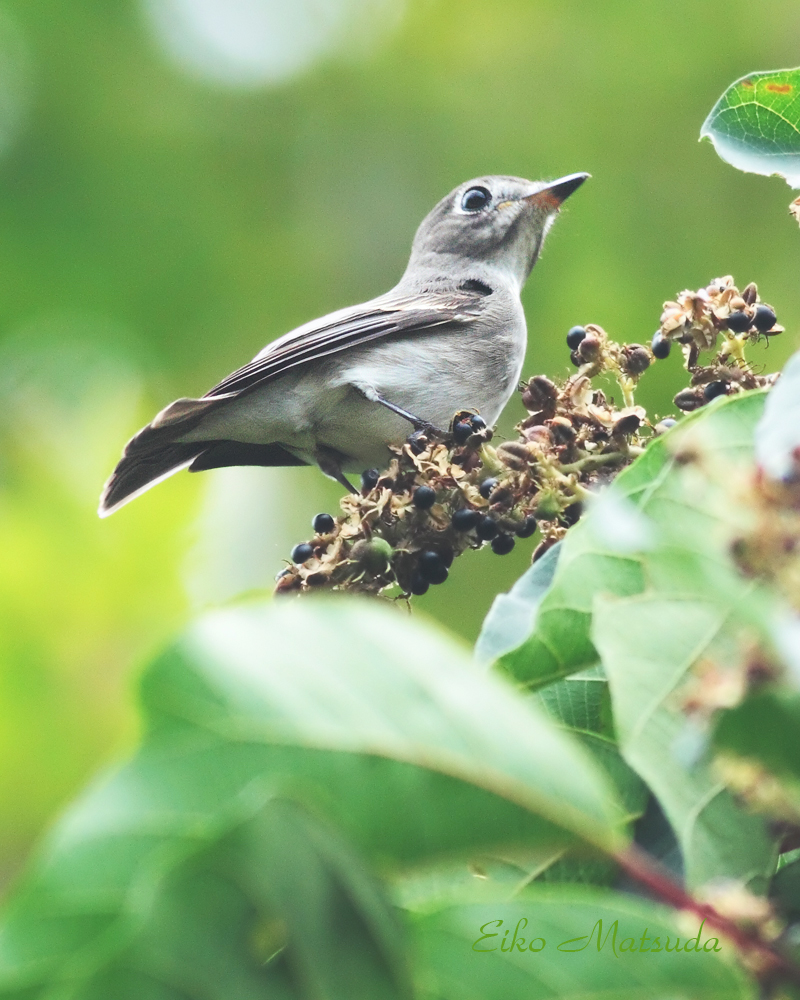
[656,275,781,412]
[276,276,784,598]
[732,473,800,611]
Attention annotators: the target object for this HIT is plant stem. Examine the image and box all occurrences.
[558,451,629,475]
[616,843,800,987]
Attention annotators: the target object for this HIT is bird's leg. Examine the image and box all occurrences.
[315,445,358,493]
[369,392,443,434]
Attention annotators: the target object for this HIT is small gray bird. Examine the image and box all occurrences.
[99,172,588,516]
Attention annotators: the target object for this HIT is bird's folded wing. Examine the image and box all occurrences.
[203,287,489,399]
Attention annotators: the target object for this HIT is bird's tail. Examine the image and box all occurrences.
[98,394,309,516]
[98,395,222,517]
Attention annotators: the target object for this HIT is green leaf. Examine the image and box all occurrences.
[475,542,561,664]
[233,799,412,999]
[755,349,800,480]
[533,671,648,828]
[498,392,768,690]
[700,68,800,187]
[715,690,800,782]
[409,888,756,999]
[771,852,800,921]
[0,599,625,996]
[491,392,775,888]
[78,798,407,1000]
[593,594,774,889]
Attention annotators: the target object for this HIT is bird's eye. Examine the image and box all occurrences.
[460,186,492,212]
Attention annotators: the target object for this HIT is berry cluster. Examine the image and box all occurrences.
[651,276,781,412]
[276,275,785,599]
[276,410,540,597]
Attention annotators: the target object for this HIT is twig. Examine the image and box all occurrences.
[616,843,800,987]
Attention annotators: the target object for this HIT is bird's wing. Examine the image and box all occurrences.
[203,286,490,399]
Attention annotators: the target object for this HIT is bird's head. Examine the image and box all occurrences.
[406,173,589,291]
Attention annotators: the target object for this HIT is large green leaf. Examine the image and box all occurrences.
[592,594,774,889]
[51,798,408,1000]
[486,391,775,888]
[497,392,767,689]
[700,68,800,187]
[409,887,756,999]
[0,599,625,997]
[479,545,648,874]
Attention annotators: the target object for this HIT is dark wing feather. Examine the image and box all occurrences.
[203,288,488,399]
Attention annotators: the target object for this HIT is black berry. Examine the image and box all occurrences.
[624,346,651,375]
[726,310,751,333]
[479,477,498,499]
[674,388,702,412]
[515,515,538,538]
[753,305,777,332]
[409,572,429,596]
[566,326,587,350]
[453,420,472,444]
[703,380,728,402]
[452,508,480,531]
[550,417,576,445]
[418,551,448,585]
[470,414,487,431]
[651,332,671,359]
[613,413,641,435]
[413,485,436,509]
[291,542,314,564]
[491,534,515,555]
[476,516,498,541]
[561,502,583,526]
[361,468,380,491]
[569,349,582,367]
[312,512,335,534]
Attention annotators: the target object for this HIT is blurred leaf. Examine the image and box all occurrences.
[714,690,800,786]
[409,888,756,999]
[771,852,800,921]
[3,796,407,1000]
[700,68,800,187]
[593,594,773,889]
[0,598,626,995]
[475,542,561,664]
[630,794,684,882]
[533,671,648,829]
[498,392,767,690]
[489,392,775,887]
[232,799,412,1000]
[755,349,800,480]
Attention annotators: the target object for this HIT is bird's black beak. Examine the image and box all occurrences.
[526,172,590,208]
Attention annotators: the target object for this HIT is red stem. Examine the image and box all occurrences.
[616,843,800,987]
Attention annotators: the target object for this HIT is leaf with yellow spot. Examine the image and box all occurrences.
[701,68,800,187]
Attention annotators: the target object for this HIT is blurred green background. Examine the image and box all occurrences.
[0,0,798,893]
